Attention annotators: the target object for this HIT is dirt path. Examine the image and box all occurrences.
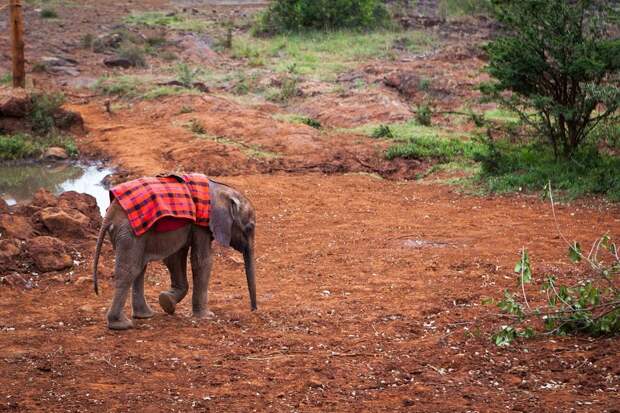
[1,174,619,412]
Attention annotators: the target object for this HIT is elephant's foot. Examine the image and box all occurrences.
[132,305,155,319]
[107,314,134,330]
[193,309,215,319]
[159,292,177,315]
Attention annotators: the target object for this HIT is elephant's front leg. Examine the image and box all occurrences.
[159,246,189,315]
[131,266,155,319]
[190,228,214,319]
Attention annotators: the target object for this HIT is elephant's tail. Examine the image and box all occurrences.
[93,208,112,296]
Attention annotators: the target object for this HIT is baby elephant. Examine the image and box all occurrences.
[92,175,257,330]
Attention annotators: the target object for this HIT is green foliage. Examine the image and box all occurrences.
[0,133,77,160]
[301,117,321,129]
[40,8,58,18]
[117,44,147,68]
[415,103,432,126]
[175,63,201,88]
[30,92,66,135]
[0,73,11,85]
[482,0,620,158]
[476,139,620,200]
[386,135,483,162]
[371,124,394,138]
[93,75,143,98]
[491,234,620,346]
[438,0,493,18]
[254,0,391,35]
[125,11,209,32]
[188,119,206,135]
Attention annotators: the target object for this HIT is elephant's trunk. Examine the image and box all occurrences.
[243,238,257,311]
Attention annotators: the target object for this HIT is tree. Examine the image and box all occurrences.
[482,0,620,159]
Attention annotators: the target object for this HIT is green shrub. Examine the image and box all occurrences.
[386,136,483,162]
[0,134,38,160]
[40,8,58,19]
[254,0,391,35]
[415,103,432,126]
[371,124,394,138]
[30,92,66,135]
[117,44,148,68]
[475,140,620,200]
[301,117,321,129]
[482,0,620,159]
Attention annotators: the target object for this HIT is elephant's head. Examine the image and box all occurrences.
[208,180,257,311]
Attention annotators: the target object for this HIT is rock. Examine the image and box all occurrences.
[75,276,93,286]
[0,87,32,117]
[384,71,421,98]
[43,147,69,160]
[0,239,23,269]
[0,198,9,213]
[32,189,58,208]
[58,192,102,227]
[37,207,90,238]
[103,57,133,68]
[41,56,78,67]
[0,214,33,240]
[47,66,80,77]
[28,236,73,272]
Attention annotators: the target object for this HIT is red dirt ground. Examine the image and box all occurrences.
[1,1,619,412]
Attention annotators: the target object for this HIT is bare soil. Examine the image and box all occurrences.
[1,1,619,412]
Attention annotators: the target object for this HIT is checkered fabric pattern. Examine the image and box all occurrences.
[110,174,211,236]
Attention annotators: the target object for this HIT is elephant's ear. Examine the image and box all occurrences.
[209,181,239,247]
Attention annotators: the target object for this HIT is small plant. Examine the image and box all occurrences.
[418,78,431,92]
[30,92,66,135]
[176,63,201,88]
[415,103,432,126]
[0,134,38,160]
[80,34,94,49]
[488,186,620,346]
[179,106,194,114]
[0,73,11,85]
[371,125,394,139]
[301,117,321,129]
[40,8,58,19]
[117,45,147,68]
[188,119,206,135]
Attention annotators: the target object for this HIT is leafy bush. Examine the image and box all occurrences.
[490,229,619,346]
[415,103,432,126]
[482,0,620,159]
[0,134,38,160]
[301,117,321,129]
[30,92,66,135]
[475,139,620,200]
[40,8,58,19]
[371,124,394,138]
[117,45,147,68]
[254,0,391,35]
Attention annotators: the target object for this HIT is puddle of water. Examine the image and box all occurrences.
[0,162,113,214]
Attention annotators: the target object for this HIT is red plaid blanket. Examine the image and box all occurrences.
[110,173,210,236]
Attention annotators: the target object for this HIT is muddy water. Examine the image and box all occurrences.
[0,162,113,214]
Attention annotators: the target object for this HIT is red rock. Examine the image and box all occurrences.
[0,239,23,270]
[58,191,102,227]
[0,214,34,240]
[32,189,58,208]
[0,86,32,117]
[37,207,90,238]
[28,236,73,272]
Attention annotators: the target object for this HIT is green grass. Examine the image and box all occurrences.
[272,113,321,128]
[186,121,279,159]
[0,133,77,161]
[0,73,12,85]
[231,30,435,81]
[386,135,483,161]
[125,11,210,32]
[40,8,58,18]
[347,119,459,141]
[93,75,200,100]
[477,142,620,201]
[438,0,493,18]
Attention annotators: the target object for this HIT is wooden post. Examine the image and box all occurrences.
[10,0,25,88]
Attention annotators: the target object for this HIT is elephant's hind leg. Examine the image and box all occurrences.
[131,266,155,319]
[159,246,190,315]
[107,241,145,330]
